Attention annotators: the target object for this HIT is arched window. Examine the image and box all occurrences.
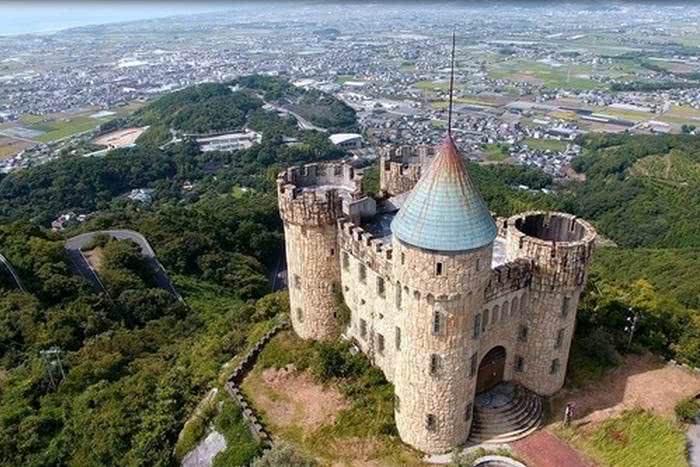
[502,302,508,321]
[493,304,500,323]
[511,296,519,315]
[482,308,490,330]
[473,314,481,339]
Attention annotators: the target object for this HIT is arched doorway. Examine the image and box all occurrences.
[476,346,506,393]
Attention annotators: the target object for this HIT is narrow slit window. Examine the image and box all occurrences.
[436,262,443,276]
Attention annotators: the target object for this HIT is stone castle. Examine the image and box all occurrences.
[277,134,596,454]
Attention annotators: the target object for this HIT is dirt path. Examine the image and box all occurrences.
[551,353,700,425]
[247,365,348,430]
[513,431,596,467]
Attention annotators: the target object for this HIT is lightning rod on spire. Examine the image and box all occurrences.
[448,31,456,136]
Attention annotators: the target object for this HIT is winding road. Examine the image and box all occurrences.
[65,229,184,303]
[0,253,26,292]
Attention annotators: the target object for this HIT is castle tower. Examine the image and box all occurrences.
[504,212,596,395]
[278,163,373,340]
[390,136,498,453]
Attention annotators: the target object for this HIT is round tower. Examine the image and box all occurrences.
[504,211,596,395]
[277,163,363,340]
[390,136,498,453]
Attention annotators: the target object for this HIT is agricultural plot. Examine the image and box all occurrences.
[487,59,605,90]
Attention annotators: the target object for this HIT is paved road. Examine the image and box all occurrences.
[689,416,700,467]
[65,229,184,302]
[0,253,26,292]
[264,101,328,133]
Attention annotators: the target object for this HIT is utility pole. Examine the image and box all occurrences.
[624,308,640,348]
[40,347,66,390]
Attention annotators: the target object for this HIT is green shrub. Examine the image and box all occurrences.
[251,442,318,467]
[675,396,700,423]
[311,340,368,381]
[211,398,261,467]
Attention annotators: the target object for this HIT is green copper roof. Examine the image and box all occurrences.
[391,136,497,252]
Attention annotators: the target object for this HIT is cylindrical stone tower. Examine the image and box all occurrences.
[505,211,596,395]
[277,163,363,340]
[390,136,498,453]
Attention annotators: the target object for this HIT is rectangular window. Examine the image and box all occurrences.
[476,258,481,271]
[426,414,436,431]
[377,277,385,297]
[436,262,443,276]
[296,308,303,322]
[515,356,524,372]
[473,314,481,339]
[394,395,401,413]
[330,248,335,256]
[432,311,442,336]
[561,297,571,317]
[550,358,560,374]
[395,327,401,350]
[464,402,473,421]
[360,319,367,339]
[518,326,528,342]
[400,252,405,265]
[555,328,565,349]
[377,333,385,355]
[293,274,301,289]
[342,252,350,271]
[518,325,529,342]
[395,283,402,310]
[430,354,441,375]
[470,352,478,378]
[359,264,367,283]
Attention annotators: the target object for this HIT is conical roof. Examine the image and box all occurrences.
[391,135,497,251]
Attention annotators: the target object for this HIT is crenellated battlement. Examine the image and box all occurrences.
[277,161,368,226]
[504,211,596,290]
[338,218,393,277]
[379,144,434,196]
[484,259,533,301]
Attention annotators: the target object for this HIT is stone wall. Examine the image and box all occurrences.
[379,144,433,197]
[278,163,362,341]
[391,238,493,454]
[504,212,596,395]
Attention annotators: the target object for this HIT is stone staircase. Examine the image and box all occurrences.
[468,383,543,444]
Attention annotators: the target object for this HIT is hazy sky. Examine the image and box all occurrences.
[0,1,236,35]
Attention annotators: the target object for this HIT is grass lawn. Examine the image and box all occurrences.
[556,409,687,467]
[482,143,511,162]
[488,60,606,90]
[431,97,498,109]
[336,74,356,84]
[524,137,567,152]
[414,80,450,91]
[242,331,426,466]
[30,116,109,143]
[211,397,261,467]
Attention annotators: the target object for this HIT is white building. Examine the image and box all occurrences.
[329,133,363,149]
[196,130,262,153]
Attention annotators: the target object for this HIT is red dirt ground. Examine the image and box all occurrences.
[513,431,597,467]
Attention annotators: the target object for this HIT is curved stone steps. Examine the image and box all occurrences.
[472,405,542,436]
[469,384,543,445]
[473,394,541,427]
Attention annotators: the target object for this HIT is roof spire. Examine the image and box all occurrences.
[448,31,456,136]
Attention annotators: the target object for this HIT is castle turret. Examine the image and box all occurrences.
[379,144,434,197]
[504,212,596,395]
[390,136,497,453]
[278,163,374,340]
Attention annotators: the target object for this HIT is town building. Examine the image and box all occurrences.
[277,129,596,454]
[329,132,363,149]
[196,130,261,152]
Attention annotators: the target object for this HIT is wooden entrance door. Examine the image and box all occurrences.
[476,346,506,393]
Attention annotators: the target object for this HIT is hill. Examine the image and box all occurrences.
[569,133,700,248]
